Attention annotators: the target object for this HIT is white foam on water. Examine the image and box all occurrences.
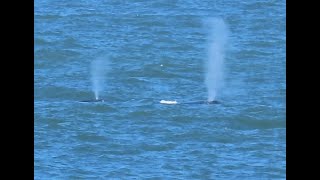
[160,100,178,105]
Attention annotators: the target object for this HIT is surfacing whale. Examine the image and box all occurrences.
[79,99,105,103]
[181,100,219,104]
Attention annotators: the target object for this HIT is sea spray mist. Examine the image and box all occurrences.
[90,57,108,100]
[204,18,229,101]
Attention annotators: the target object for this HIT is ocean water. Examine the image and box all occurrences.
[34,0,286,179]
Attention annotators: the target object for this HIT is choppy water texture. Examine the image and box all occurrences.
[34,0,286,179]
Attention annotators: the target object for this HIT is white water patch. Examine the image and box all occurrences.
[160,100,178,105]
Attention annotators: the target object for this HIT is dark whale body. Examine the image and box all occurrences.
[181,100,220,105]
[79,99,105,103]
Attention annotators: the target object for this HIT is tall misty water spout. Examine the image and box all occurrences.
[90,57,108,100]
[205,18,229,101]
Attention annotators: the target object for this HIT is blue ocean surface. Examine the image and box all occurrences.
[34,0,286,179]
